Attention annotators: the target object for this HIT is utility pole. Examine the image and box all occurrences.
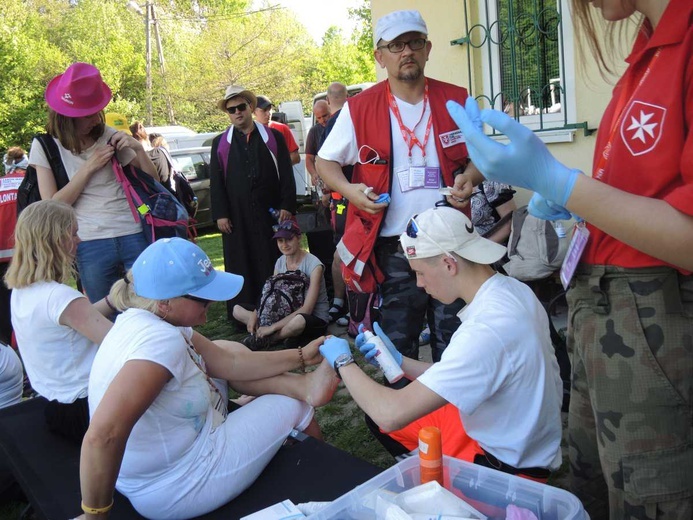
[145,0,152,126]
[151,3,176,124]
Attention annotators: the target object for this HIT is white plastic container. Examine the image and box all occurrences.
[361,330,404,383]
[310,456,588,520]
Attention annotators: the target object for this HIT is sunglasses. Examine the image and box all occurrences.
[182,294,213,306]
[406,215,457,261]
[377,38,427,53]
[272,219,299,234]
[226,103,248,114]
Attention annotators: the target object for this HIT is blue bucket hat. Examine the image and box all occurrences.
[133,238,243,301]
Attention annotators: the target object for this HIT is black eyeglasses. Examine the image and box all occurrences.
[226,103,248,114]
[182,294,213,306]
[406,214,457,261]
[377,38,427,53]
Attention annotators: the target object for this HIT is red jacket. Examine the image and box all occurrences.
[0,171,24,263]
[340,79,471,292]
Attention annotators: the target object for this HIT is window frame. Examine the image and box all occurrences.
[477,0,577,132]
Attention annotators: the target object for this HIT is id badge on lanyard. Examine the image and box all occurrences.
[560,222,590,290]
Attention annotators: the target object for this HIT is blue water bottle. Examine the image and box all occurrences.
[269,207,281,221]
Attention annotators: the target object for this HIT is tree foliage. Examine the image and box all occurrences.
[0,0,375,151]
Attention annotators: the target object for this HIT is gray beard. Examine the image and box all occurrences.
[398,64,423,82]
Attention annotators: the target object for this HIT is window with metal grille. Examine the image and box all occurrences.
[453,0,589,137]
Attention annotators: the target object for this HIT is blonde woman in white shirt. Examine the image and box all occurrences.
[4,200,115,443]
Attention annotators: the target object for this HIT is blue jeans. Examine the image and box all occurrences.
[76,232,149,302]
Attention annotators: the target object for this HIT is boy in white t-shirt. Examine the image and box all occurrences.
[320,206,563,480]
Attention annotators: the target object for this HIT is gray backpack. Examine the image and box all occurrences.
[503,206,569,281]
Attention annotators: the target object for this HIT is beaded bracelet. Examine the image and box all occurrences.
[297,346,305,373]
[81,499,114,515]
[104,295,117,313]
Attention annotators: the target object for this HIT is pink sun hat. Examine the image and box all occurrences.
[45,62,112,118]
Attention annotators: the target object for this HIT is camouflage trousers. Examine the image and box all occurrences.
[567,265,693,519]
[375,238,465,362]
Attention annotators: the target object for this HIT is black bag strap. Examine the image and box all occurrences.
[480,210,513,240]
[34,134,69,189]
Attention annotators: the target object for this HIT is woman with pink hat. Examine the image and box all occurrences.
[28,62,159,303]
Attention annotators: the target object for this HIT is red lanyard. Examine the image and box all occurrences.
[594,48,661,180]
[387,80,433,162]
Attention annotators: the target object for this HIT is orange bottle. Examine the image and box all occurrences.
[419,426,443,486]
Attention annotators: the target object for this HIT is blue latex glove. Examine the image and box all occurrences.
[446,97,581,206]
[319,336,352,368]
[355,322,402,367]
[528,193,572,221]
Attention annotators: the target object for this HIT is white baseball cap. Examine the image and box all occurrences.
[399,206,507,265]
[374,10,428,45]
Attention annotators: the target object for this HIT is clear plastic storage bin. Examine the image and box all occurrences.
[310,455,588,519]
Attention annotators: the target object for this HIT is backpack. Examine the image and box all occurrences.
[502,205,569,281]
[346,288,381,338]
[217,122,278,178]
[150,146,198,219]
[16,134,70,215]
[111,157,190,243]
[257,270,310,327]
[171,171,198,219]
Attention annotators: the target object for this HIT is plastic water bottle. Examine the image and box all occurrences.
[268,207,281,221]
[555,221,566,238]
[361,330,404,384]
[419,426,444,486]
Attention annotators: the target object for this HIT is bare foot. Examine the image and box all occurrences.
[305,359,340,407]
[230,395,257,406]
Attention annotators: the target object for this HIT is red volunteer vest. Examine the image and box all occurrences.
[341,79,471,292]
[0,170,24,262]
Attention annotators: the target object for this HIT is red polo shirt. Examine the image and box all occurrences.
[268,121,299,153]
[583,0,693,270]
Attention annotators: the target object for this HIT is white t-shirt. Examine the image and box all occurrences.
[417,274,563,470]
[274,252,330,323]
[88,309,218,496]
[319,99,444,237]
[11,281,98,403]
[28,126,141,241]
[0,343,23,409]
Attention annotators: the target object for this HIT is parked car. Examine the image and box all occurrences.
[169,147,213,230]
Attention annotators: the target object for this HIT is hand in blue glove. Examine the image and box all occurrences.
[528,193,572,221]
[319,336,352,368]
[446,97,581,207]
[355,322,402,368]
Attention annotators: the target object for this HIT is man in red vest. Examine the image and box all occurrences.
[317,9,484,363]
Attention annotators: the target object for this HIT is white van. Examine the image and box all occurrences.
[277,100,307,154]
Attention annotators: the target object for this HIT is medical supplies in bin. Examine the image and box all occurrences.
[310,455,587,520]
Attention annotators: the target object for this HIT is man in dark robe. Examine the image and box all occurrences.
[210,86,296,320]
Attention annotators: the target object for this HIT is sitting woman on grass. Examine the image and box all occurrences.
[4,200,115,443]
[78,237,338,520]
[233,219,330,350]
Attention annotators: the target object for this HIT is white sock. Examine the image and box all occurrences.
[332,298,344,308]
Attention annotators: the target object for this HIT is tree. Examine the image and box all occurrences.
[0,0,380,150]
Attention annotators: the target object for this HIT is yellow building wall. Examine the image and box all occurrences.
[370,0,630,206]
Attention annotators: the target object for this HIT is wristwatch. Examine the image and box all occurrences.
[333,353,355,379]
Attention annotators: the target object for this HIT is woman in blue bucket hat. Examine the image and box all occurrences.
[78,237,339,519]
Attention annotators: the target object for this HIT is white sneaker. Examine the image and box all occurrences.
[419,326,431,346]
[336,314,350,327]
